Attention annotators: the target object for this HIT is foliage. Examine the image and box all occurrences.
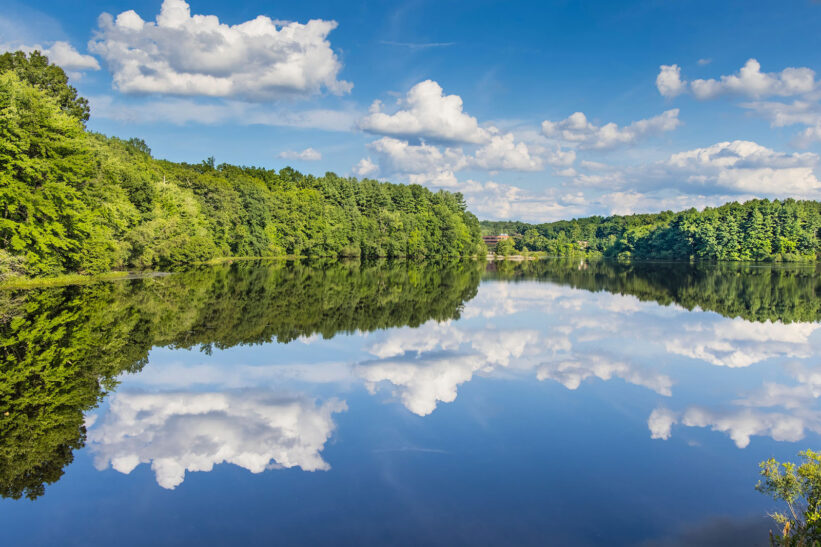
[495,237,515,256]
[0,259,483,499]
[757,451,821,546]
[0,249,25,283]
[483,258,821,323]
[0,50,90,123]
[0,54,483,277]
[481,199,821,262]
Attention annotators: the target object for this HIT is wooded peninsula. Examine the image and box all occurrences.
[482,198,821,262]
[0,52,484,280]
[2,51,820,283]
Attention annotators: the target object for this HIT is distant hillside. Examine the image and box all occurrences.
[0,51,483,279]
[481,199,821,261]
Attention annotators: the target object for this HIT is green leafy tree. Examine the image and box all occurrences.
[757,451,821,545]
[0,50,90,123]
[495,237,515,256]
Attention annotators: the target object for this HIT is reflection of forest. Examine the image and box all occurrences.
[3,258,819,500]
[0,260,482,500]
[487,259,821,324]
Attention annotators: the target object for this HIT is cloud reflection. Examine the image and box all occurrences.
[88,390,346,489]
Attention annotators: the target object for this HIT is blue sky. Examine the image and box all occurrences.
[2,0,821,221]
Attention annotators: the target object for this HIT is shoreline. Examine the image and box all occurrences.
[0,271,170,290]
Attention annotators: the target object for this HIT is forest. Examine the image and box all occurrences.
[0,51,484,279]
[482,199,821,262]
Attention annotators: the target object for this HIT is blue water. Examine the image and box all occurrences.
[2,263,818,546]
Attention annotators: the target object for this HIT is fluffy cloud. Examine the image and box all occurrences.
[691,59,817,99]
[664,318,820,368]
[647,406,815,448]
[88,390,346,489]
[360,132,552,186]
[353,157,378,177]
[460,181,587,222]
[648,407,678,440]
[663,140,821,195]
[681,407,811,448]
[657,59,818,100]
[278,147,322,161]
[359,325,547,415]
[536,356,673,395]
[365,136,467,182]
[1,41,99,72]
[656,64,686,98]
[564,140,821,204]
[657,60,821,146]
[541,109,680,149]
[358,353,485,416]
[89,0,351,100]
[359,80,490,143]
[472,133,544,171]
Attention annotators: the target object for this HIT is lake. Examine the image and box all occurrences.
[1,259,820,546]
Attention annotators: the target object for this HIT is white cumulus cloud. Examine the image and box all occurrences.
[656,64,686,98]
[691,59,817,99]
[353,157,378,177]
[359,80,490,143]
[663,140,821,196]
[537,356,673,395]
[89,0,351,100]
[472,133,545,171]
[541,109,680,149]
[657,59,818,100]
[648,407,678,440]
[664,318,820,368]
[681,407,811,448]
[88,390,346,489]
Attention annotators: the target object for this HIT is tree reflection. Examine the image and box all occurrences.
[0,259,482,499]
[2,258,818,499]
[487,259,821,323]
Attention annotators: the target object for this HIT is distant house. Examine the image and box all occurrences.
[482,234,511,248]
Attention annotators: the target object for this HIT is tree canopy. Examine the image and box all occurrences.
[0,50,90,123]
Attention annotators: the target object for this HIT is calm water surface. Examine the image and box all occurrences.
[1,259,820,546]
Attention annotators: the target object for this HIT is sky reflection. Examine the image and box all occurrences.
[82,274,821,489]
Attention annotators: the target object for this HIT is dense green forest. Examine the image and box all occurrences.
[0,259,482,499]
[0,51,484,278]
[482,199,821,262]
[486,258,821,323]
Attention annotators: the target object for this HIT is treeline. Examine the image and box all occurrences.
[0,259,483,499]
[0,51,484,278]
[481,199,821,262]
[486,258,821,323]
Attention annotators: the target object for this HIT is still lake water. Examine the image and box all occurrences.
[1,259,820,546]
